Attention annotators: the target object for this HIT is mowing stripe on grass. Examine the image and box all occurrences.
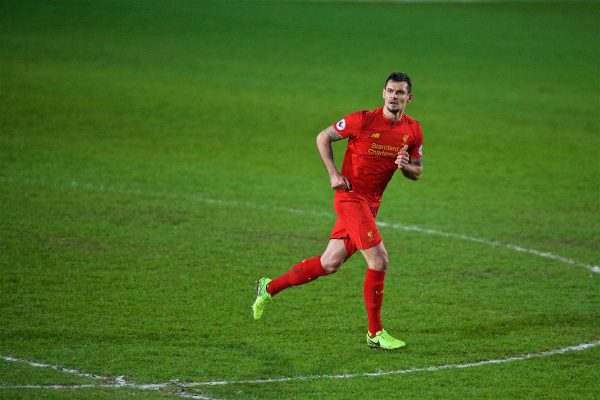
[2,338,599,391]
[3,176,599,273]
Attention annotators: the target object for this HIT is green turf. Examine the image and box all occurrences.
[1,0,599,399]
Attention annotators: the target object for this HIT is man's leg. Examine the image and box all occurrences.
[252,239,351,320]
[267,239,348,295]
[361,242,405,349]
[361,243,389,335]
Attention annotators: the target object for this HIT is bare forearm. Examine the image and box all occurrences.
[316,127,342,177]
[316,126,352,191]
[401,162,423,180]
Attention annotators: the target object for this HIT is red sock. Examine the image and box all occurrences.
[267,256,327,296]
[364,268,385,335]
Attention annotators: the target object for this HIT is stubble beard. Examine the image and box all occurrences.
[386,105,401,115]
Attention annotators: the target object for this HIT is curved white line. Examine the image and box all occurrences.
[375,221,600,273]
[0,356,105,381]
[172,339,600,386]
[0,384,111,389]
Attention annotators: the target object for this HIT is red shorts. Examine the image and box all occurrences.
[330,192,382,257]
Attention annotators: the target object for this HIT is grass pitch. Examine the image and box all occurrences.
[1,0,599,399]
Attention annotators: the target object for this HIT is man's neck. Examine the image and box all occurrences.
[382,107,403,123]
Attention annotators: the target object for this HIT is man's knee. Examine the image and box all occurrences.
[320,239,349,274]
[365,246,389,271]
[320,253,344,274]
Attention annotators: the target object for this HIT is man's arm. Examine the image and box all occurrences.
[316,126,352,191]
[395,149,423,180]
[401,159,423,180]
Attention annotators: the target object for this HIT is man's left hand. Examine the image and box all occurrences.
[395,146,410,169]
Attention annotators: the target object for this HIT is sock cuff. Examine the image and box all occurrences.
[365,267,386,280]
[316,256,325,271]
[310,256,326,275]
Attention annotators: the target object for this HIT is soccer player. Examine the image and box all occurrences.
[252,72,423,350]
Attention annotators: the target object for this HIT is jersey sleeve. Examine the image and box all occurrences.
[409,122,423,162]
[332,111,363,138]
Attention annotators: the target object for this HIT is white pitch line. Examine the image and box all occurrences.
[375,221,600,274]
[0,384,99,389]
[0,355,217,399]
[0,356,106,381]
[173,392,216,400]
[0,383,214,400]
[171,338,600,386]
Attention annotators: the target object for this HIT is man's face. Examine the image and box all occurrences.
[382,80,412,115]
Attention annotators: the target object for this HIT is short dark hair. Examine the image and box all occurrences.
[384,72,412,93]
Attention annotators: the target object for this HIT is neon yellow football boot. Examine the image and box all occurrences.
[252,277,272,320]
[367,329,406,350]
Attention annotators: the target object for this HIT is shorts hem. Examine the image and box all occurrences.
[356,237,382,251]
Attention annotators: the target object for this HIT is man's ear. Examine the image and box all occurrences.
[408,93,414,102]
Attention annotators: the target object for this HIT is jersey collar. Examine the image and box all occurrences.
[380,107,405,125]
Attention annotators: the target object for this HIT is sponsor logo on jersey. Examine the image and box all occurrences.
[336,119,346,130]
[369,143,402,157]
[371,132,381,139]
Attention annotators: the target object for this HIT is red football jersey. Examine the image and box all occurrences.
[332,107,423,207]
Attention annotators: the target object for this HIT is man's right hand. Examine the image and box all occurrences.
[330,171,352,191]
